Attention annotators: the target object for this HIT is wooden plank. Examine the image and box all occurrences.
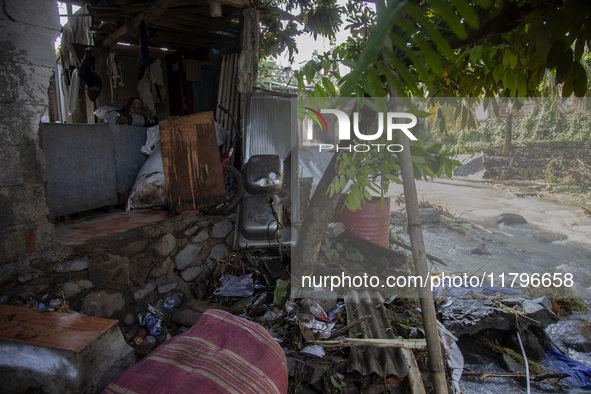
[309,337,427,349]
[216,0,250,8]
[401,348,427,394]
[160,112,225,213]
[0,305,118,353]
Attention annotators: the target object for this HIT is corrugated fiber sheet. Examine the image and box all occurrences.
[244,94,293,164]
[344,290,408,378]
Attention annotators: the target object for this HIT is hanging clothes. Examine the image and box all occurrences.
[183,60,202,83]
[107,47,124,103]
[137,58,167,116]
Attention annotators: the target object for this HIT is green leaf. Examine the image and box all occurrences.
[406,108,433,118]
[444,162,453,178]
[574,38,585,61]
[430,0,468,40]
[555,48,573,83]
[322,77,336,96]
[509,49,518,69]
[428,143,443,153]
[562,64,575,98]
[450,0,479,28]
[390,34,433,91]
[546,40,567,69]
[573,61,588,97]
[503,69,515,90]
[469,45,484,64]
[414,35,444,77]
[493,64,504,80]
[516,74,527,97]
[404,4,454,59]
[340,1,406,96]
[330,376,346,390]
[421,164,435,178]
[384,50,419,94]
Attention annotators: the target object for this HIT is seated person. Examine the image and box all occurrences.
[115,97,157,127]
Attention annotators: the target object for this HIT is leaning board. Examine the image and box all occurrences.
[159,112,225,212]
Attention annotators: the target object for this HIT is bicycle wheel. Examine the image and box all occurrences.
[201,165,244,214]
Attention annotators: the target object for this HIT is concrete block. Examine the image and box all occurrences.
[110,123,147,194]
[0,24,60,68]
[0,63,54,106]
[0,145,23,186]
[2,0,61,31]
[41,123,117,217]
[0,224,26,263]
[0,305,135,393]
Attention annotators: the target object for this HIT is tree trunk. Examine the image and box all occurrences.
[378,1,448,392]
[502,104,513,156]
[292,102,375,274]
[293,151,343,274]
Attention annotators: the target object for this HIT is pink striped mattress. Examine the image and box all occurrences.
[103,309,287,393]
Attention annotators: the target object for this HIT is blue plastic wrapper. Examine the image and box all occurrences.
[545,347,591,390]
[142,305,167,337]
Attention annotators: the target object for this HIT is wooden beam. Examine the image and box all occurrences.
[309,338,428,350]
[215,0,250,8]
[210,0,222,17]
[101,0,178,47]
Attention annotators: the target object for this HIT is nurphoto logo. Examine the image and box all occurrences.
[303,107,419,152]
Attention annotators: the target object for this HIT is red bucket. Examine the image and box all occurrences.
[337,196,391,248]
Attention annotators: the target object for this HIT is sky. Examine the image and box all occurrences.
[276,0,360,69]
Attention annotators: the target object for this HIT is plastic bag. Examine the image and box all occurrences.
[140,305,167,337]
[93,106,117,123]
[127,142,166,210]
[214,121,229,147]
[141,125,160,156]
[213,274,255,297]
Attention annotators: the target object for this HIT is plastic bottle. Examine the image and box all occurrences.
[163,296,175,315]
[309,302,328,321]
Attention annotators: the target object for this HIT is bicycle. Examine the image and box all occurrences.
[201,106,244,214]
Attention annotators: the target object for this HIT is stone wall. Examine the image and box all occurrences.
[0,213,237,342]
[0,1,60,262]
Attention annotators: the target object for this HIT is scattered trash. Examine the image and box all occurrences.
[298,314,335,339]
[163,296,175,315]
[272,279,291,308]
[213,274,255,297]
[144,335,157,349]
[438,322,464,394]
[260,310,280,324]
[300,345,325,358]
[284,300,299,315]
[309,302,328,321]
[327,302,345,322]
[140,305,167,337]
[545,347,591,389]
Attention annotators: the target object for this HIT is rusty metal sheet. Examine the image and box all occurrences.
[344,290,408,378]
[160,112,225,213]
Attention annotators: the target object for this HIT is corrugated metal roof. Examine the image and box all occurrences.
[243,94,295,164]
[344,290,408,378]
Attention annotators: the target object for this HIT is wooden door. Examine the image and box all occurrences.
[160,112,225,212]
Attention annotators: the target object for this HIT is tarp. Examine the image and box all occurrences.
[545,347,591,390]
